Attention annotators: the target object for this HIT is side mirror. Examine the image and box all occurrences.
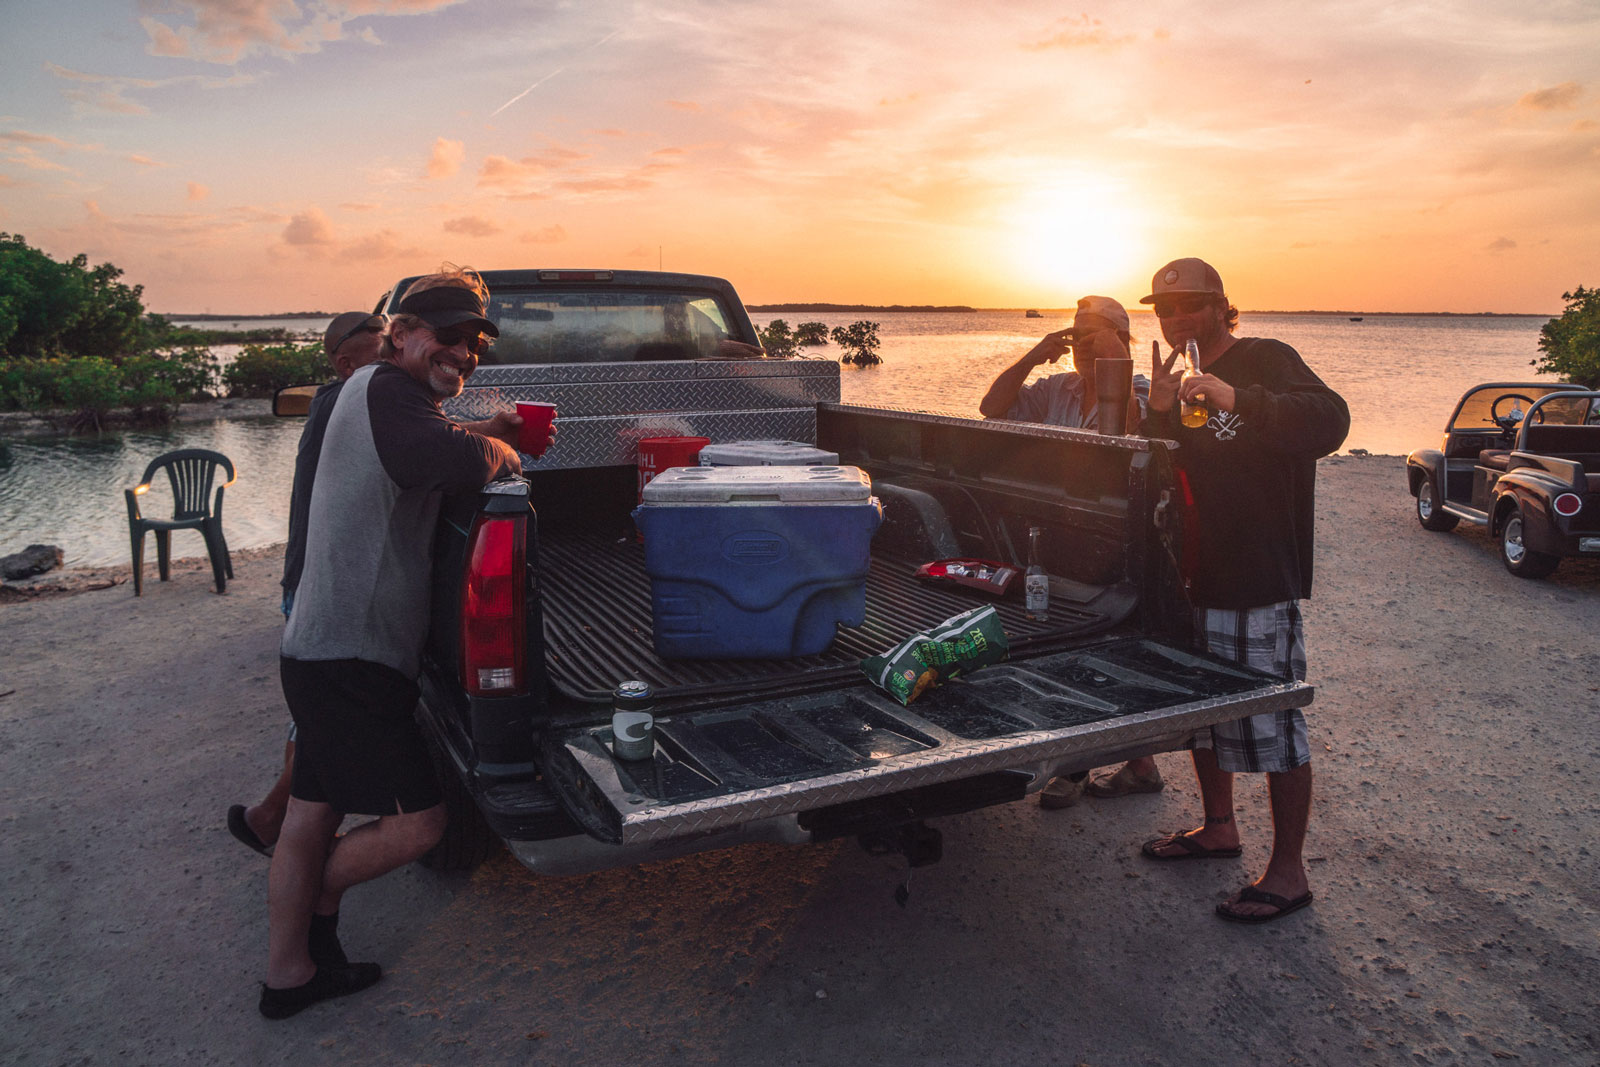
[273,384,320,417]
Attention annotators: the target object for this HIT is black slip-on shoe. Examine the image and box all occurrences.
[227,805,274,858]
[258,962,382,1020]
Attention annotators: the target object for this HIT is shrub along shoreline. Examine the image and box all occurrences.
[1,233,329,433]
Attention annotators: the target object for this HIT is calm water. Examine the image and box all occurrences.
[1,311,1551,569]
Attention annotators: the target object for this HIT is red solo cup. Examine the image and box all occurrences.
[515,402,556,457]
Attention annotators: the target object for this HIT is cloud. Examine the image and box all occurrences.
[1,130,76,147]
[426,137,464,179]
[666,100,701,112]
[1023,15,1137,51]
[478,155,542,188]
[63,87,150,116]
[476,145,589,189]
[1486,236,1518,253]
[339,201,378,211]
[45,63,255,117]
[128,154,162,168]
[519,225,567,244]
[283,207,336,246]
[139,0,469,65]
[1517,82,1582,112]
[0,174,22,188]
[555,175,652,194]
[78,199,249,239]
[442,215,501,237]
[337,228,429,262]
[591,128,627,138]
[188,182,210,201]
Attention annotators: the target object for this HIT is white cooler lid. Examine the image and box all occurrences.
[640,464,872,504]
[698,440,841,466]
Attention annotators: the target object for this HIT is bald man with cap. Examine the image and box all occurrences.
[981,296,1157,807]
[228,311,387,860]
[1137,256,1348,925]
[980,295,1149,429]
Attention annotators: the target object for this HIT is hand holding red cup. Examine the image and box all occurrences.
[515,401,557,457]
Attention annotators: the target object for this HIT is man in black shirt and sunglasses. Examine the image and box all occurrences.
[1136,257,1348,925]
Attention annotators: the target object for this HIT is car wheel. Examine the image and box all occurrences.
[1415,479,1459,532]
[1500,506,1559,579]
[419,734,503,872]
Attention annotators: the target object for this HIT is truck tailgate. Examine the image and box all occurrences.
[540,636,1310,845]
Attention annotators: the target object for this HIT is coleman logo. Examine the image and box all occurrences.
[1164,269,1180,285]
[1209,411,1243,441]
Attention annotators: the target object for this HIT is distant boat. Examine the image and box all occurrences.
[1349,316,1364,322]
[1025,309,1042,318]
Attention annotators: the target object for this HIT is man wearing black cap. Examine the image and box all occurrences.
[227,312,387,859]
[260,267,522,1018]
[1137,258,1348,925]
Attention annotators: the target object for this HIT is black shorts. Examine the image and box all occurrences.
[279,656,441,816]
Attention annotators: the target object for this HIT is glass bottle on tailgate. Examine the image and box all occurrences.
[1180,338,1208,429]
[1025,525,1049,621]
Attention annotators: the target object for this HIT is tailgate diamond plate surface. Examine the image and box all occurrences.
[545,638,1313,845]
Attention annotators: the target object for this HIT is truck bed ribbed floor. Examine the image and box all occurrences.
[536,531,1129,705]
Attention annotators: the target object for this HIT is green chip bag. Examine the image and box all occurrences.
[861,605,1010,705]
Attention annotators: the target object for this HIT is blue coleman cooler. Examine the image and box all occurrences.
[632,465,882,658]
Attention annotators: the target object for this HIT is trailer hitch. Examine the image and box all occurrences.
[857,820,943,869]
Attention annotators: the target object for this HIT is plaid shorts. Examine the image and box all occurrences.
[1190,600,1310,774]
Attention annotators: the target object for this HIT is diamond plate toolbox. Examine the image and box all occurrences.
[444,359,842,470]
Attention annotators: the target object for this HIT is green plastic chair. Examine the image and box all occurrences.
[125,448,236,595]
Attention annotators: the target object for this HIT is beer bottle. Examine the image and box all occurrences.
[1180,338,1209,429]
[1025,525,1049,621]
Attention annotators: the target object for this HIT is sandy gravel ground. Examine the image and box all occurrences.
[2,455,1597,1066]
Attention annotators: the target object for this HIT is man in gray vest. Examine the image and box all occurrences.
[260,267,521,1018]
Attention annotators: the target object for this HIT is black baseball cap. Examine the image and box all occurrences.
[397,284,499,337]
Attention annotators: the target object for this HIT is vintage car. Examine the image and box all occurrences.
[1406,382,1600,578]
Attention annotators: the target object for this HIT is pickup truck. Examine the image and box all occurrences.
[366,269,1312,875]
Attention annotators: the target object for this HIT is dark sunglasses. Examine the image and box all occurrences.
[430,327,492,356]
[1152,295,1216,319]
[330,319,383,357]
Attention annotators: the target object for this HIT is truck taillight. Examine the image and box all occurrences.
[461,514,526,696]
[1554,492,1582,517]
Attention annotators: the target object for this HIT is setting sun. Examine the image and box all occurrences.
[1002,177,1148,303]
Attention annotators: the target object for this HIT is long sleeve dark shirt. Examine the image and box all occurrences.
[1143,337,1349,609]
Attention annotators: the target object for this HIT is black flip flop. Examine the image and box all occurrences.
[1215,884,1314,924]
[1140,831,1243,861]
[227,804,274,858]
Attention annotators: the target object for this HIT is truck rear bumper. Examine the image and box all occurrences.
[506,814,811,876]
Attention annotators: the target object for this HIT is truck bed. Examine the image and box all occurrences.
[537,529,1137,706]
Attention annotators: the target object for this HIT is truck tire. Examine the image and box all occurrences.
[1415,479,1458,532]
[1499,506,1558,579]
[420,736,502,872]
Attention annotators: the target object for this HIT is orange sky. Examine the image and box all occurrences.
[4,1,1598,314]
